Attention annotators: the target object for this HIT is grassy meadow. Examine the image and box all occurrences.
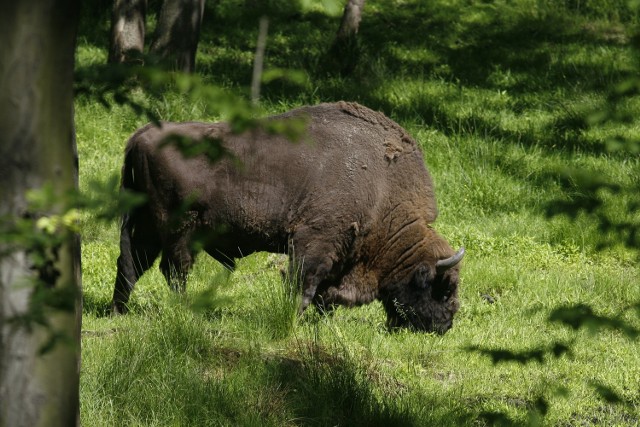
[76,0,640,425]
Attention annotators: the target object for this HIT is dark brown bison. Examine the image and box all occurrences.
[111,101,464,333]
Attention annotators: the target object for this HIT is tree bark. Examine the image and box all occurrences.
[150,0,205,73]
[0,1,81,426]
[328,0,366,75]
[108,0,147,64]
[336,0,365,42]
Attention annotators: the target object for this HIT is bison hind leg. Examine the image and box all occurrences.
[112,215,162,314]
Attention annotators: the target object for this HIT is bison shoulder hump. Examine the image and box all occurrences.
[336,101,417,147]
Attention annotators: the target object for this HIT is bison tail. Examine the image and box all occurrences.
[119,144,138,246]
[120,130,153,229]
[121,123,155,192]
[121,146,135,192]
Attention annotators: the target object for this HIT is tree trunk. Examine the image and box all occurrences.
[336,0,365,42]
[328,0,366,75]
[108,0,147,64]
[0,1,81,426]
[150,0,205,73]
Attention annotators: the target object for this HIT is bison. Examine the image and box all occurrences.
[111,101,464,333]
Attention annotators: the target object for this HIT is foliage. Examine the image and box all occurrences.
[75,62,308,140]
[0,179,146,353]
[0,188,75,355]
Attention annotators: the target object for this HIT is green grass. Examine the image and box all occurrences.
[77,0,640,425]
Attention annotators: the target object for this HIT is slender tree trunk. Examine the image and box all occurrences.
[328,0,366,75]
[108,0,147,64]
[336,0,365,42]
[150,0,205,73]
[0,1,81,426]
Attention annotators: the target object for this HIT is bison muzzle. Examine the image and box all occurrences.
[111,101,464,333]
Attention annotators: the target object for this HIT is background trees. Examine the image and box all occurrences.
[335,0,365,41]
[109,0,205,72]
[329,0,366,74]
[108,0,362,74]
[150,0,206,72]
[0,1,81,425]
[109,0,147,64]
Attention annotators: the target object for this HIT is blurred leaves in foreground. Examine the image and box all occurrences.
[75,60,309,141]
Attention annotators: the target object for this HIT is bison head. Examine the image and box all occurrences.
[381,247,465,334]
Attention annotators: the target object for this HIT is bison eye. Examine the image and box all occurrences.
[430,279,454,302]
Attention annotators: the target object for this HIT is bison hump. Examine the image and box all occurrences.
[336,101,417,148]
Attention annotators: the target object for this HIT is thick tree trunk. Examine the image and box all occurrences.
[150,0,205,73]
[0,1,81,426]
[108,0,147,64]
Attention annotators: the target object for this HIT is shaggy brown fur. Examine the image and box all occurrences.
[111,102,464,333]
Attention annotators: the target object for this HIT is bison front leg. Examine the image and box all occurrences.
[160,233,197,293]
[298,258,334,313]
[316,263,378,308]
[289,229,341,313]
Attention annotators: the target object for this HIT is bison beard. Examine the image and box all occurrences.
[111,101,464,333]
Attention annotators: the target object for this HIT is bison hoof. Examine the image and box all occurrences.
[110,302,128,316]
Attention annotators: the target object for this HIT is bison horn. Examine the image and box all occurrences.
[435,247,465,274]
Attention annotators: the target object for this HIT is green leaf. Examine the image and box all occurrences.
[262,68,309,86]
[299,0,343,16]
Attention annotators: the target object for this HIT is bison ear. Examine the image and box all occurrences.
[412,265,434,289]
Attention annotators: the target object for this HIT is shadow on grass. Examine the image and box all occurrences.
[85,303,476,426]
[82,292,111,318]
[261,341,475,427]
